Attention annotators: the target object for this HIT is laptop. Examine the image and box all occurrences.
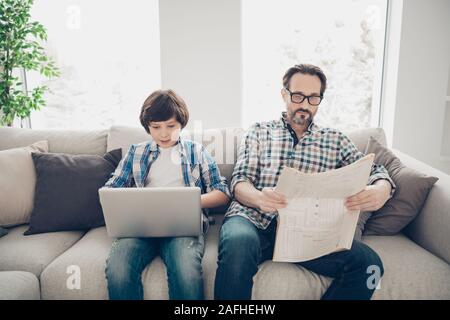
[98,187,202,238]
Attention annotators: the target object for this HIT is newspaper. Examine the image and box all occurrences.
[273,153,375,262]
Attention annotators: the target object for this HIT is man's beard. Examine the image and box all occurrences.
[288,108,313,126]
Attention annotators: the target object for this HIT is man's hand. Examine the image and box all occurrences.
[345,180,392,212]
[257,187,288,213]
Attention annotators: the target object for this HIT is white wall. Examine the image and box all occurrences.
[382,0,450,174]
[158,0,242,130]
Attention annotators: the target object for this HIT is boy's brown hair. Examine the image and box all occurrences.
[139,89,189,133]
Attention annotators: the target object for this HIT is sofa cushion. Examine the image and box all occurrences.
[252,234,450,299]
[40,226,112,299]
[0,225,85,276]
[364,235,450,299]
[0,140,48,227]
[0,271,40,300]
[0,127,108,155]
[40,214,223,300]
[363,137,438,235]
[40,215,450,300]
[24,149,122,235]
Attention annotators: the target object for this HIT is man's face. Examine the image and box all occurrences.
[148,116,182,148]
[281,72,322,128]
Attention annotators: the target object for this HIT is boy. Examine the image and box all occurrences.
[104,89,230,300]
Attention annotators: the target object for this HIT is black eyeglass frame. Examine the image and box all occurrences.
[284,88,323,106]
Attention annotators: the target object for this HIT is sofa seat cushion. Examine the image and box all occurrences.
[252,234,450,299]
[40,215,223,300]
[0,271,40,300]
[0,225,85,277]
[41,216,450,300]
[364,235,450,299]
[40,226,113,299]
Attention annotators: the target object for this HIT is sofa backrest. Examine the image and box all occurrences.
[0,125,387,185]
[106,125,388,185]
[0,127,108,155]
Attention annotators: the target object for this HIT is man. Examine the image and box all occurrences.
[214,64,396,300]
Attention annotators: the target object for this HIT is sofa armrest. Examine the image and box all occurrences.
[392,148,450,265]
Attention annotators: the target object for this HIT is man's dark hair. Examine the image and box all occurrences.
[140,89,189,133]
[282,64,327,96]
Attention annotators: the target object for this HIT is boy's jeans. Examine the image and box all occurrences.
[214,215,384,300]
[105,235,205,300]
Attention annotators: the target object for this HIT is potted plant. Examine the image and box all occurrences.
[0,0,59,127]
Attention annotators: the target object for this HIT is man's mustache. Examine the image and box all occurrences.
[292,108,313,118]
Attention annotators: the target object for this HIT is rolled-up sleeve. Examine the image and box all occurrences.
[199,145,231,198]
[104,145,136,188]
[230,124,261,196]
[339,133,396,198]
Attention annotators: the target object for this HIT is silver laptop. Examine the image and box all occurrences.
[98,187,202,238]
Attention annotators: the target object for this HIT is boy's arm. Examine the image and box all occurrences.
[198,145,231,208]
[104,145,136,188]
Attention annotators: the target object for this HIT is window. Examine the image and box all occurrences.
[242,0,388,131]
[28,0,161,129]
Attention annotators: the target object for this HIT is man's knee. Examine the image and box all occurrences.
[349,242,384,276]
[218,216,261,262]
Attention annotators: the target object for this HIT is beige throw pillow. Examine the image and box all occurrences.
[0,140,49,227]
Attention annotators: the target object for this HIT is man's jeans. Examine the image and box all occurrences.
[214,215,384,300]
[105,235,205,300]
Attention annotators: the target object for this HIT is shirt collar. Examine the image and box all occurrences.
[149,137,185,157]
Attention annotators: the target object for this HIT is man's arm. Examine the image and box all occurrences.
[345,179,391,211]
[339,133,396,211]
[231,124,286,212]
[235,182,287,212]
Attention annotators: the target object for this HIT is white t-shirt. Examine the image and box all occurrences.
[145,144,185,188]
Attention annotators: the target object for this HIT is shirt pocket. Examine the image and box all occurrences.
[260,150,283,178]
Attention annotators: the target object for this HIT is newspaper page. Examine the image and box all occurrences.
[273,153,375,262]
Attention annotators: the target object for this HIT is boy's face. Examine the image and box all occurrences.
[148,116,182,148]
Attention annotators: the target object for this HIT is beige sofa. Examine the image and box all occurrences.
[0,125,449,300]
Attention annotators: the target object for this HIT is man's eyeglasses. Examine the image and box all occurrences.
[285,88,323,106]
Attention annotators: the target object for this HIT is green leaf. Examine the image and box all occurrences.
[0,0,59,124]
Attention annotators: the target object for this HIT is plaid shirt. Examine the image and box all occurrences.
[104,138,231,232]
[226,113,396,230]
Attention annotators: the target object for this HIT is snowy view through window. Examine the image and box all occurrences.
[242,0,388,131]
[27,0,387,130]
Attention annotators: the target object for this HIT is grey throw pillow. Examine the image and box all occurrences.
[24,149,122,235]
[363,137,438,236]
[354,211,372,241]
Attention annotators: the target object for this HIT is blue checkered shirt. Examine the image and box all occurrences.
[226,113,396,230]
[104,138,231,232]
